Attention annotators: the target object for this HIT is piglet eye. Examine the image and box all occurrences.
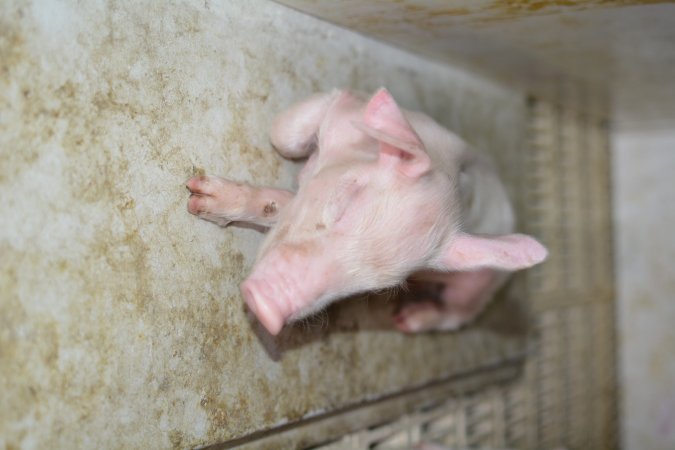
[322,178,363,226]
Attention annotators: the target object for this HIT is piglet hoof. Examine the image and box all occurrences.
[394,301,475,333]
[186,175,248,227]
[393,301,444,333]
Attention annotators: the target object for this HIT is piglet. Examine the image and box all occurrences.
[187,89,547,335]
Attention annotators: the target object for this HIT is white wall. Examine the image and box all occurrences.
[614,129,675,450]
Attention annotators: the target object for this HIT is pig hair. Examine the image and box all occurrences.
[297,308,330,332]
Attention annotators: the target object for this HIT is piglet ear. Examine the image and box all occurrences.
[442,232,548,272]
[352,88,430,178]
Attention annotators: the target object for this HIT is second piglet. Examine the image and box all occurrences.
[187,88,547,335]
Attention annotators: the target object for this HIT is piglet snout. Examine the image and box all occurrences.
[241,278,290,336]
[241,243,337,335]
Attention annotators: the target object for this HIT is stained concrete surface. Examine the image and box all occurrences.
[277,0,675,129]
[0,0,529,448]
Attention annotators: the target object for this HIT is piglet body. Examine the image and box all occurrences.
[187,89,547,335]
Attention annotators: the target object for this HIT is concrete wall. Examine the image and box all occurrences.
[614,130,675,450]
[0,1,528,448]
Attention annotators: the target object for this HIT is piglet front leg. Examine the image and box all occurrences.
[187,175,293,229]
[394,269,508,333]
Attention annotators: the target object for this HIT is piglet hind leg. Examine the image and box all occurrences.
[394,269,506,333]
[186,175,293,229]
[270,91,339,159]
